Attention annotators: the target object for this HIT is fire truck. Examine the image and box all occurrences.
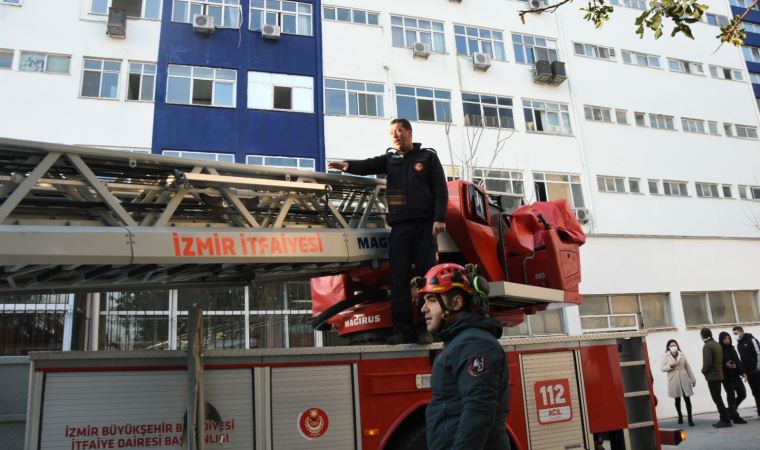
[0,138,682,449]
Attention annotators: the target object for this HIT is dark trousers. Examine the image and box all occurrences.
[747,370,760,414]
[388,219,437,333]
[707,379,729,422]
[723,376,747,415]
[674,394,692,421]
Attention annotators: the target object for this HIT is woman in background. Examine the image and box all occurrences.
[661,339,696,426]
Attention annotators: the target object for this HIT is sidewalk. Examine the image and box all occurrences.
[658,407,760,449]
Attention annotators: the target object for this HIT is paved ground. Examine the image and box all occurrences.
[658,407,760,449]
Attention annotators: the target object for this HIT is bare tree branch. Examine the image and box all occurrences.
[518,0,574,22]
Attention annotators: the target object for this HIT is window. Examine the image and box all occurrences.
[573,42,616,60]
[629,178,641,193]
[738,185,748,199]
[707,121,720,135]
[81,58,121,99]
[667,58,703,75]
[322,6,378,25]
[743,46,760,64]
[649,113,675,130]
[721,185,733,198]
[735,124,759,139]
[580,293,671,331]
[709,65,744,81]
[324,79,384,117]
[662,180,688,197]
[730,0,760,10]
[503,308,565,336]
[597,176,626,193]
[622,50,660,68]
[682,291,759,326]
[752,186,760,200]
[750,73,760,84]
[608,0,647,10]
[523,99,572,135]
[723,123,734,137]
[681,117,706,134]
[92,0,162,19]
[615,109,628,124]
[248,72,313,113]
[390,15,445,53]
[705,13,730,27]
[250,0,312,36]
[0,49,13,69]
[462,93,514,128]
[472,169,523,195]
[396,86,451,123]
[512,33,558,64]
[584,105,612,123]
[173,0,240,28]
[162,150,235,162]
[533,172,585,208]
[127,62,156,102]
[246,155,315,171]
[648,179,660,194]
[695,182,719,198]
[454,25,506,61]
[19,52,70,74]
[0,0,22,5]
[167,65,236,108]
[740,21,760,34]
[634,112,646,126]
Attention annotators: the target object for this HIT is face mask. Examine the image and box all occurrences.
[669,346,678,353]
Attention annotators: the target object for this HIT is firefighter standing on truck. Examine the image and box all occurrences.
[328,118,448,344]
[415,263,510,450]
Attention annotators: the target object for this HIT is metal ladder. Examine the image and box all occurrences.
[0,138,389,293]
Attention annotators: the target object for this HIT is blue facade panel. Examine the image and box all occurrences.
[152,0,324,169]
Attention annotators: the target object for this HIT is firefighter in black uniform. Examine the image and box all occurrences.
[415,263,509,450]
[328,118,448,344]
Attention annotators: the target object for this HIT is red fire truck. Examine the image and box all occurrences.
[0,139,682,449]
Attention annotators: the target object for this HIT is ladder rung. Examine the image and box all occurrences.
[183,172,328,192]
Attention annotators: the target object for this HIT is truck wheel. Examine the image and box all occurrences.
[385,422,426,450]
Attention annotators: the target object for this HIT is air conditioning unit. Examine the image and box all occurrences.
[413,42,431,59]
[499,193,524,214]
[262,24,281,40]
[532,60,553,83]
[574,207,590,224]
[193,14,215,34]
[529,0,544,9]
[106,8,127,39]
[550,60,567,85]
[472,52,492,71]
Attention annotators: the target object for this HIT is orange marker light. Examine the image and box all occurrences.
[363,428,381,437]
[680,431,687,442]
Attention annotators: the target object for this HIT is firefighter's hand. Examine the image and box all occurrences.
[432,221,446,236]
[328,161,349,171]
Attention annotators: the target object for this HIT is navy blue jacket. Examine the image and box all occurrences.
[345,143,448,226]
[426,314,509,450]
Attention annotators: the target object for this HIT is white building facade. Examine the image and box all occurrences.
[321,0,760,418]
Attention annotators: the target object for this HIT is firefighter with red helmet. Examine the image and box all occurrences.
[414,263,510,450]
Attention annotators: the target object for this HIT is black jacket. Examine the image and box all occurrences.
[426,314,509,450]
[346,143,448,225]
[719,331,744,379]
[737,332,760,374]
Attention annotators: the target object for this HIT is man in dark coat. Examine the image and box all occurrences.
[415,263,509,450]
[719,331,747,424]
[701,327,731,427]
[329,118,448,344]
[733,325,760,416]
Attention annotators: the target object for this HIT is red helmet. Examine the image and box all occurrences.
[413,263,473,299]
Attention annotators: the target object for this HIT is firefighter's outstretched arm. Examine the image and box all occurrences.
[451,336,505,449]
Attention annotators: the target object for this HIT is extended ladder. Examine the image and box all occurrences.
[0,138,389,293]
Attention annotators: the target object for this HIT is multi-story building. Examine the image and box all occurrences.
[730,0,760,111]
[2,0,760,422]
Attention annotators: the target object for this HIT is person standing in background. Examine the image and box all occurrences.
[701,327,731,428]
[733,326,760,417]
[719,331,747,424]
[661,339,696,426]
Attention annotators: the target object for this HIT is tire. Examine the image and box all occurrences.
[385,422,427,450]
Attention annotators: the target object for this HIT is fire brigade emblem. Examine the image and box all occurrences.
[467,355,488,377]
[298,407,329,439]
[414,162,425,172]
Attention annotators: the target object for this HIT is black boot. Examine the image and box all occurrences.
[677,415,683,425]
